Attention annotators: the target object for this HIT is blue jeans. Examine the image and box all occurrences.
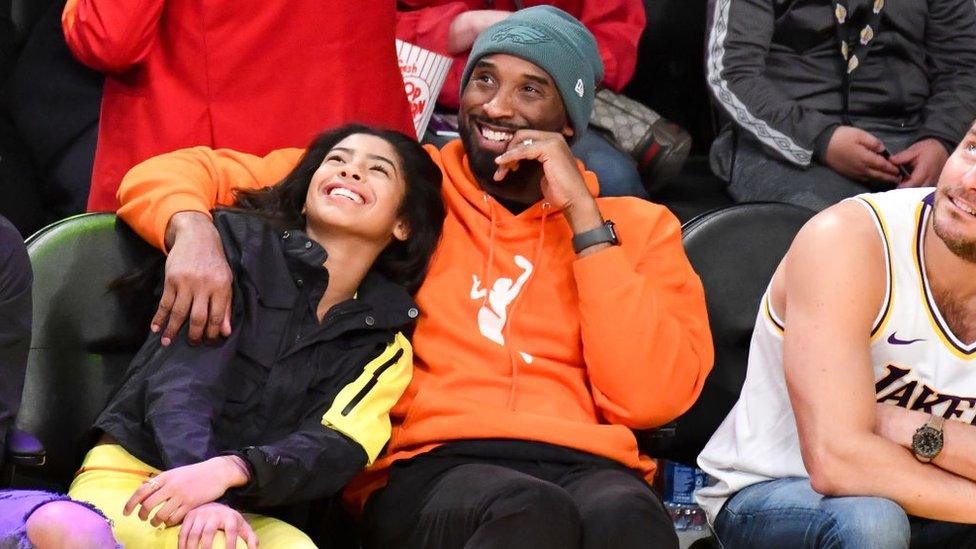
[571,129,649,200]
[714,477,976,549]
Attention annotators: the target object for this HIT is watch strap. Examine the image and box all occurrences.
[572,220,618,254]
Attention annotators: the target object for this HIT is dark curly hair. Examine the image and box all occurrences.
[230,124,445,293]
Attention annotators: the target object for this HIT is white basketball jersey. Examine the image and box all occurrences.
[696,187,976,523]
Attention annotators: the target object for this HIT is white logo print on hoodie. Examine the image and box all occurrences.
[470,254,534,346]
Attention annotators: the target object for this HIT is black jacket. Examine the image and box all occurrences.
[706,0,976,165]
[95,210,417,508]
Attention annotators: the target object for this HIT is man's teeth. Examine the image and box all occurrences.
[328,187,364,204]
[952,197,976,216]
[481,127,513,142]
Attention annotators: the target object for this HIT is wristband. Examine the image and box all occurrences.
[572,220,618,254]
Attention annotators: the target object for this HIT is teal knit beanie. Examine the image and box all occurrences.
[459,6,604,145]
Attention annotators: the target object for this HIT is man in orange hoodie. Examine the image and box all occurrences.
[115,7,712,548]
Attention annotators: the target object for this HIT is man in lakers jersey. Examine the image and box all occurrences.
[697,121,976,548]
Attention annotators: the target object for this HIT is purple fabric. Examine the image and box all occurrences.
[0,490,117,549]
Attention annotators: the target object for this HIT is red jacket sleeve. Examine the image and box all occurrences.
[61,0,165,72]
[579,0,645,91]
[396,1,469,54]
[396,0,645,109]
[574,203,713,429]
[396,1,470,109]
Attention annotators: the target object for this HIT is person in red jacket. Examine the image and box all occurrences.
[397,0,643,110]
[62,0,415,212]
[116,7,712,548]
[397,0,652,199]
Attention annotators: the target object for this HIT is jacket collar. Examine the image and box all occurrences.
[242,225,325,310]
[350,270,420,330]
[249,225,418,330]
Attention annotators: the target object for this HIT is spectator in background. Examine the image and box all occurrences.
[3,0,102,226]
[698,125,976,547]
[0,215,119,549]
[62,0,416,212]
[0,216,31,476]
[397,0,651,198]
[706,0,976,211]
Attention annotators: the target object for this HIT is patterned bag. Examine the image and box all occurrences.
[589,88,692,190]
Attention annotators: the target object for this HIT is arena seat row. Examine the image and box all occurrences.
[6,201,814,494]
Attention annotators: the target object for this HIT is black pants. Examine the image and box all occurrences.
[0,216,32,462]
[362,440,677,549]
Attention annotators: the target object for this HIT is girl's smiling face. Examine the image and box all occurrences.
[304,133,410,245]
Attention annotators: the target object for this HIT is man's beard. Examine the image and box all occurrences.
[460,116,544,193]
[933,189,976,263]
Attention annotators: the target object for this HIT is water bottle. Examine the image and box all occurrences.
[662,461,707,532]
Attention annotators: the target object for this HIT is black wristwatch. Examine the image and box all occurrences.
[912,414,945,463]
[572,220,619,254]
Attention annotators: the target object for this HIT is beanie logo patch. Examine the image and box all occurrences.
[575,78,585,98]
[490,26,551,45]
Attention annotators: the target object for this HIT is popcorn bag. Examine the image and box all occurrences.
[396,40,452,138]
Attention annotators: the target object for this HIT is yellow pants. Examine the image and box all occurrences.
[68,445,316,548]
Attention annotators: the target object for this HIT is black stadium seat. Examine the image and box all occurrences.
[640,202,815,466]
[9,213,160,490]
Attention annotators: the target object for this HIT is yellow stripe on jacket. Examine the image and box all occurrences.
[322,333,413,464]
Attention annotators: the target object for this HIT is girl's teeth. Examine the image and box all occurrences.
[329,188,363,203]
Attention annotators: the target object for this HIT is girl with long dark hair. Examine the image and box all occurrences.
[66,124,445,548]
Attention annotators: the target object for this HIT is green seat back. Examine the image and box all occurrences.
[14,213,161,489]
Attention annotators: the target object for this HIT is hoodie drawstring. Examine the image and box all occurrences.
[503,202,550,410]
[480,194,497,311]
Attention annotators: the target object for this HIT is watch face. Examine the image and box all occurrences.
[912,426,944,459]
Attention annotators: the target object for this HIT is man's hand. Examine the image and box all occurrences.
[890,138,949,188]
[448,10,512,54]
[494,130,603,235]
[823,126,901,185]
[178,503,257,549]
[154,211,233,346]
[124,456,250,527]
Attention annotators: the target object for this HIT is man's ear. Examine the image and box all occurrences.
[393,219,411,242]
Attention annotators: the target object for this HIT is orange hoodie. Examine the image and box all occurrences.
[118,139,713,511]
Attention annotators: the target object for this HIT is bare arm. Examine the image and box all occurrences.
[783,200,976,522]
[876,403,976,483]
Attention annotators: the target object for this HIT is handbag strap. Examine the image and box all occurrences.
[832,0,885,125]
